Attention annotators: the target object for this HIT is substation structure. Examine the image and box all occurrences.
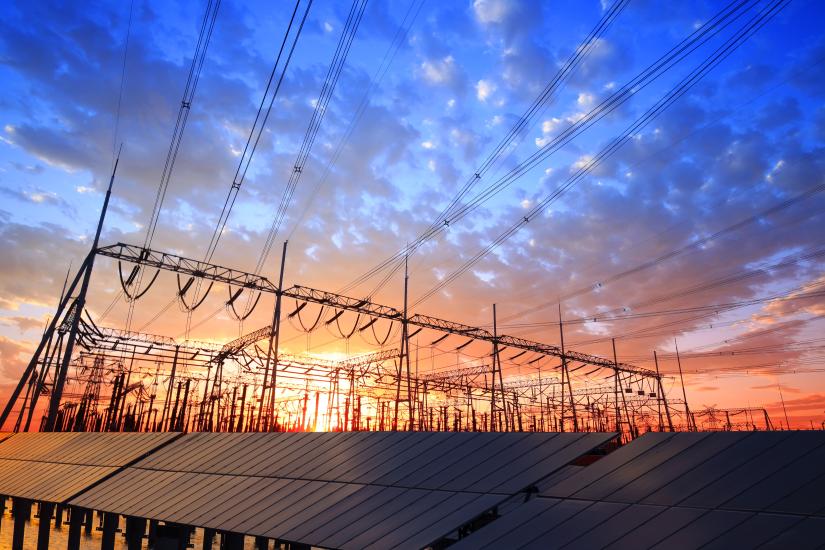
[1,238,696,439]
[0,166,703,439]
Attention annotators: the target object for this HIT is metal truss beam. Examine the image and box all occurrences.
[97,242,658,379]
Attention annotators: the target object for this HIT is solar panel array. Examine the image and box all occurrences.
[69,431,614,549]
[450,432,825,549]
[0,432,177,503]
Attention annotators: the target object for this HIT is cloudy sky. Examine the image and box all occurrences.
[0,0,824,427]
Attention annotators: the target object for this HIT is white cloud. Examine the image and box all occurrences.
[421,140,435,150]
[473,0,511,24]
[572,155,593,171]
[420,56,457,85]
[323,21,333,33]
[577,92,595,107]
[536,117,562,147]
[427,159,436,172]
[476,79,496,102]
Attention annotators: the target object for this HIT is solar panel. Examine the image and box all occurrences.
[452,433,825,549]
[66,431,614,548]
[700,513,804,550]
[0,432,177,503]
[679,432,825,510]
[641,431,787,506]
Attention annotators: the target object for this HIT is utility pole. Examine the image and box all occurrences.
[613,340,633,439]
[263,241,288,430]
[44,151,121,431]
[653,350,673,432]
[404,256,413,430]
[491,304,507,431]
[778,382,791,430]
[159,346,179,431]
[674,339,692,432]
[559,304,578,432]
[612,338,620,435]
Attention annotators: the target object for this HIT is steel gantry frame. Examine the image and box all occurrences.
[2,236,675,437]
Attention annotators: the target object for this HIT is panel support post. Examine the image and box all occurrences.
[202,528,216,550]
[84,509,93,535]
[101,512,118,550]
[67,507,84,550]
[154,523,185,550]
[221,531,244,550]
[37,501,54,550]
[125,516,146,550]
[55,504,64,529]
[12,498,31,550]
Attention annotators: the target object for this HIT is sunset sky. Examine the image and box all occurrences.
[0,0,824,428]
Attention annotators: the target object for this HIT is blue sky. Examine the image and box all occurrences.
[0,0,824,424]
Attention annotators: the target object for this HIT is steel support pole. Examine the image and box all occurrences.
[12,498,31,550]
[37,502,54,550]
[403,257,413,430]
[202,528,216,550]
[612,339,621,435]
[263,241,289,431]
[558,305,578,431]
[125,516,146,550]
[221,531,244,550]
[67,507,84,550]
[674,339,692,431]
[492,304,507,431]
[101,513,118,550]
[46,155,119,431]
